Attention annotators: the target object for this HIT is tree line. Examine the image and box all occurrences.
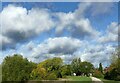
[1,48,120,81]
[2,54,94,81]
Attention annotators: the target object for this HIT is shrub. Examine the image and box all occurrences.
[93,70,104,78]
[104,72,111,80]
[115,76,120,81]
[104,68,120,81]
[46,72,57,80]
[30,67,47,80]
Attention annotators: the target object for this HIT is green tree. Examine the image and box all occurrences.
[30,67,47,80]
[40,57,63,72]
[32,57,63,80]
[104,47,120,81]
[61,65,72,77]
[0,64,2,82]
[93,69,104,78]
[71,58,81,76]
[2,54,36,81]
[98,63,103,74]
[80,61,94,76]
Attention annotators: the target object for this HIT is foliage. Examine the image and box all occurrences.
[104,59,120,81]
[104,47,120,81]
[46,72,57,80]
[93,69,104,78]
[38,57,63,72]
[31,57,63,80]
[71,58,81,76]
[2,54,36,81]
[30,67,47,80]
[2,54,97,81]
[79,61,94,76]
[61,65,72,77]
[0,64,1,82]
[98,63,103,74]
[71,58,94,76]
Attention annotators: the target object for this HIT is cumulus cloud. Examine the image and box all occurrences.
[1,3,117,67]
[1,3,113,50]
[55,3,99,38]
[74,43,116,67]
[1,5,55,50]
[2,37,82,63]
[32,37,82,57]
[3,37,116,67]
[98,22,118,43]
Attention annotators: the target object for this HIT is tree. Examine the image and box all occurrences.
[39,57,63,72]
[0,64,1,81]
[98,63,103,74]
[2,54,36,81]
[93,69,104,78]
[71,58,81,76]
[30,67,47,80]
[33,57,63,79]
[61,65,72,77]
[80,61,94,76]
[104,47,120,81]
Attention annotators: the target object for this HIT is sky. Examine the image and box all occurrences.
[0,2,119,68]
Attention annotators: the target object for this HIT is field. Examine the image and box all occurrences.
[66,76,92,81]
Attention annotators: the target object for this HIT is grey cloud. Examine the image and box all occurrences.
[32,37,82,58]
[4,37,82,63]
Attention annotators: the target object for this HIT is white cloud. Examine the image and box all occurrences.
[1,3,101,50]
[55,3,99,38]
[98,22,118,43]
[2,37,82,63]
[32,37,82,57]
[1,3,118,67]
[55,12,74,34]
[74,43,116,67]
[1,37,116,67]
[1,5,55,50]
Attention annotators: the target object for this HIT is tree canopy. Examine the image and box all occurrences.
[2,54,36,81]
[98,63,103,74]
[30,57,63,80]
[71,58,81,76]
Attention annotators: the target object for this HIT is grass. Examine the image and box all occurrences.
[65,76,92,83]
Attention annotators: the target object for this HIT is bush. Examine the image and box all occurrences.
[46,72,57,80]
[115,76,120,81]
[104,68,120,81]
[93,70,104,78]
[61,65,72,77]
[30,67,47,80]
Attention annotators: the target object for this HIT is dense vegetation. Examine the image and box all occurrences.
[92,48,120,81]
[104,48,120,81]
[1,47,120,81]
[2,54,36,81]
[2,54,94,81]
